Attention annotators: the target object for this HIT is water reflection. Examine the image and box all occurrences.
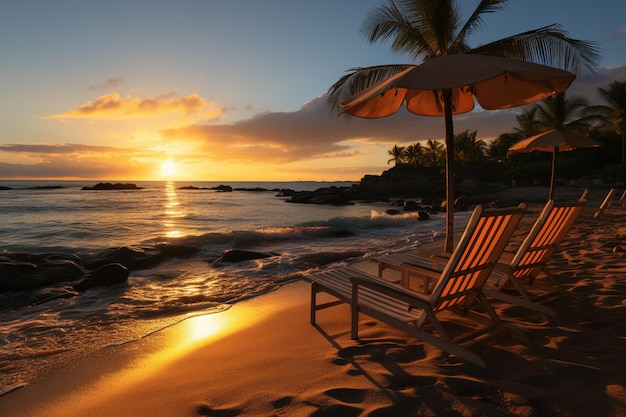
[163,181,185,238]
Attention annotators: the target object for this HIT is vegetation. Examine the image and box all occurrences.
[385,85,626,186]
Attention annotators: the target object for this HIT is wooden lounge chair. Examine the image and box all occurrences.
[483,198,587,316]
[307,204,527,368]
[593,188,616,218]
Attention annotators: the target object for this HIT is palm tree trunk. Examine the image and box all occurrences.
[443,89,455,254]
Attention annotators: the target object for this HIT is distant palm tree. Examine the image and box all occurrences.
[403,142,423,166]
[454,130,487,169]
[515,107,541,137]
[387,145,406,165]
[327,0,599,252]
[422,139,445,167]
[597,80,626,164]
[532,91,605,133]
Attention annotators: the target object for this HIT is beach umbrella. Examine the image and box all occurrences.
[340,54,576,253]
[509,129,603,200]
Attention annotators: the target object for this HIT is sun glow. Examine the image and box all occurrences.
[160,159,178,178]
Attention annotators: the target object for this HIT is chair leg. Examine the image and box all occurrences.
[351,282,359,340]
[310,282,318,325]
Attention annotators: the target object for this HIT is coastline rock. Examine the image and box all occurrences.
[84,244,199,270]
[0,285,80,310]
[0,253,84,292]
[72,263,129,291]
[214,185,233,192]
[82,182,144,190]
[212,249,277,264]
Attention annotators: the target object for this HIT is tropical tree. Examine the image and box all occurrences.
[597,80,626,164]
[403,142,424,166]
[514,107,541,138]
[454,129,487,166]
[488,132,523,161]
[327,0,599,253]
[387,145,406,165]
[532,91,606,133]
[422,139,445,167]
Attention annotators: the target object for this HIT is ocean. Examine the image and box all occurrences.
[0,180,470,393]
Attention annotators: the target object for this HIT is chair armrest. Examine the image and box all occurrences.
[430,253,451,270]
[399,262,441,294]
[350,274,431,305]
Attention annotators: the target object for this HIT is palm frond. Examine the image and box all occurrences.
[471,24,601,76]
[451,0,508,52]
[361,0,434,59]
[326,64,414,115]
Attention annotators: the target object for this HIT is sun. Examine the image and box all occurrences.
[160,159,178,178]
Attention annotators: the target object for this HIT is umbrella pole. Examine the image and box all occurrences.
[443,89,455,254]
[549,147,557,200]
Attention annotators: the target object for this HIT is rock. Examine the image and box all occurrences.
[214,185,233,192]
[213,249,276,264]
[84,246,163,270]
[418,210,430,221]
[85,244,200,270]
[403,201,422,211]
[72,263,129,291]
[82,182,144,190]
[0,254,84,292]
[385,209,402,215]
[154,243,199,258]
[0,285,79,310]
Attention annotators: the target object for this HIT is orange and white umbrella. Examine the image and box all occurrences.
[510,129,603,200]
[340,54,575,252]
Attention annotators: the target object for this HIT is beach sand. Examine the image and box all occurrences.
[1,187,626,417]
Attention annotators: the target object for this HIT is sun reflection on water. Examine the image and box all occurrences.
[163,181,185,238]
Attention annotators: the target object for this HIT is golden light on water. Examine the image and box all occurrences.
[163,181,185,238]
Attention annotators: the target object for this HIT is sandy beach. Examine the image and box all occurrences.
[1,186,626,417]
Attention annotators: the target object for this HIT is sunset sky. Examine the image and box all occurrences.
[2,0,625,181]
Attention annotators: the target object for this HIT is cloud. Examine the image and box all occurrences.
[6,66,624,180]
[47,93,225,120]
[88,75,124,91]
[160,65,626,165]
[0,143,151,179]
[0,143,127,154]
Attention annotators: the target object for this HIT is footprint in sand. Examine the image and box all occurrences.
[195,404,241,417]
[324,387,367,403]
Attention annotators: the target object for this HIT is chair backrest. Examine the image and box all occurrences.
[429,203,527,311]
[594,188,617,218]
[510,199,586,282]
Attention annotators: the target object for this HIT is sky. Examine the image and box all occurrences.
[1,0,625,182]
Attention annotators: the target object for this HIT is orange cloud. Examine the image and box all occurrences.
[48,93,224,120]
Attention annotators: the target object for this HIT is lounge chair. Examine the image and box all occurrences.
[482,198,587,316]
[307,204,527,368]
[593,188,616,218]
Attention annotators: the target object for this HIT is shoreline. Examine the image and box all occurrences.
[1,189,625,416]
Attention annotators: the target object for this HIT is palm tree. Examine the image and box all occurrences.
[515,107,541,137]
[327,0,599,253]
[532,91,606,133]
[387,145,406,165]
[403,142,423,166]
[454,130,487,167]
[597,80,626,164]
[422,139,445,167]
